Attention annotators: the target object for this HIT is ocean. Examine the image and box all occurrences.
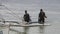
[0,0,60,34]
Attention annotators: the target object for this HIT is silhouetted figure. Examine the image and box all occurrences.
[23,10,31,23]
[38,9,47,24]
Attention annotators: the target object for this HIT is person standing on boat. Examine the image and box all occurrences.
[23,10,31,24]
[38,9,47,24]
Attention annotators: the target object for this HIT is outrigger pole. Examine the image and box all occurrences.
[0,4,22,24]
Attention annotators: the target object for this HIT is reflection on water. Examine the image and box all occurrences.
[0,30,3,34]
[0,25,49,34]
[39,25,45,34]
[20,25,48,34]
[20,25,49,34]
[1,22,60,34]
[23,27,29,34]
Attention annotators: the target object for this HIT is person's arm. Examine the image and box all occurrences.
[23,14,26,21]
[23,15,25,21]
[28,14,31,21]
[44,12,47,18]
[38,13,40,19]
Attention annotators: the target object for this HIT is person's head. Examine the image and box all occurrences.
[25,10,27,14]
[40,9,43,12]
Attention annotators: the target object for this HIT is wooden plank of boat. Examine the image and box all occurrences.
[0,23,51,27]
[10,23,51,27]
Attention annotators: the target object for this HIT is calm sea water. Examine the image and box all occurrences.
[0,0,60,34]
[0,10,60,34]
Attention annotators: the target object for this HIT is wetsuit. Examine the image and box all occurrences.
[38,12,46,24]
[24,13,31,22]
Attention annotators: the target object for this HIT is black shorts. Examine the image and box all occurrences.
[38,18,45,23]
[25,20,29,22]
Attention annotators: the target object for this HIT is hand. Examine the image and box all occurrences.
[45,16,47,18]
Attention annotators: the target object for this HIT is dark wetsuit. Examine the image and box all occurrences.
[24,13,30,22]
[38,12,46,24]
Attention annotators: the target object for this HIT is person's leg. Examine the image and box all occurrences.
[39,18,42,24]
[38,19,40,23]
[25,20,30,24]
[42,18,45,24]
